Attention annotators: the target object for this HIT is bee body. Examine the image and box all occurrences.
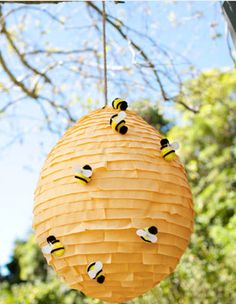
[161,146,176,161]
[112,98,128,111]
[160,138,176,161]
[51,240,65,257]
[87,261,105,284]
[110,112,128,135]
[74,164,92,184]
[74,173,91,184]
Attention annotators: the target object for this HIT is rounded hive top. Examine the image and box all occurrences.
[33,107,194,303]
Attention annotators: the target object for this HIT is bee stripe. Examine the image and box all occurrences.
[110,114,118,125]
[112,100,116,108]
[87,262,96,272]
[160,145,168,150]
[163,150,175,158]
[51,246,65,253]
[50,239,59,244]
[116,101,123,109]
[74,176,88,183]
[141,236,152,243]
[95,269,102,278]
[115,120,125,131]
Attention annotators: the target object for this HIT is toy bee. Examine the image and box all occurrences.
[110,111,128,135]
[136,226,158,243]
[87,261,105,284]
[160,138,179,161]
[112,98,128,111]
[42,235,65,257]
[74,164,92,184]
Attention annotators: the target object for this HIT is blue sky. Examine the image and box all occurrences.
[0,1,234,271]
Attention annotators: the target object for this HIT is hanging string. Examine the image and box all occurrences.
[102,1,108,106]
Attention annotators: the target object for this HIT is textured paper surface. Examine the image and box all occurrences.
[33,107,194,303]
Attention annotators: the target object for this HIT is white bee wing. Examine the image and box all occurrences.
[73,164,82,173]
[81,168,92,178]
[42,244,52,254]
[148,234,158,243]
[88,270,97,279]
[118,111,126,120]
[136,229,145,237]
[170,142,179,150]
[94,261,103,271]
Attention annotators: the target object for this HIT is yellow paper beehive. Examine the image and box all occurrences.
[33,106,194,303]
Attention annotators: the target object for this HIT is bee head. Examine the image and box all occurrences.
[120,101,128,111]
[83,164,92,171]
[97,275,105,284]
[160,138,169,146]
[47,235,56,244]
[119,125,128,135]
[148,226,158,235]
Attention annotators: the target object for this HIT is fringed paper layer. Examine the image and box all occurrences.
[33,107,194,303]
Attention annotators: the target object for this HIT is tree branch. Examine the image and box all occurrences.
[0,1,63,4]
[87,1,169,101]
[87,2,198,113]
[22,48,94,56]
[0,7,52,84]
[0,51,38,98]
[0,51,76,123]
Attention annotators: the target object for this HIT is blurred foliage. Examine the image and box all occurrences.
[1,69,236,303]
[131,100,172,134]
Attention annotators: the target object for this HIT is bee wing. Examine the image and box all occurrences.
[42,244,52,254]
[88,270,97,279]
[118,111,126,120]
[136,229,145,237]
[94,261,103,271]
[73,164,82,172]
[81,168,92,177]
[170,142,179,150]
[149,234,158,243]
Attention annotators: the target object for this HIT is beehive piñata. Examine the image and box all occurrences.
[33,105,194,303]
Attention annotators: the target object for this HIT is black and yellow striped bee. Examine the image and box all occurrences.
[74,164,92,184]
[42,235,65,257]
[112,98,128,111]
[160,138,179,161]
[136,226,158,243]
[110,111,128,135]
[87,261,105,284]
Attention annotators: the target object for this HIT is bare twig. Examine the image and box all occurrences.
[0,51,37,98]
[0,51,76,122]
[0,96,27,113]
[22,48,94,56]
[87,2,168,101]
[0,7,52,84]
[87,1,198,113]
